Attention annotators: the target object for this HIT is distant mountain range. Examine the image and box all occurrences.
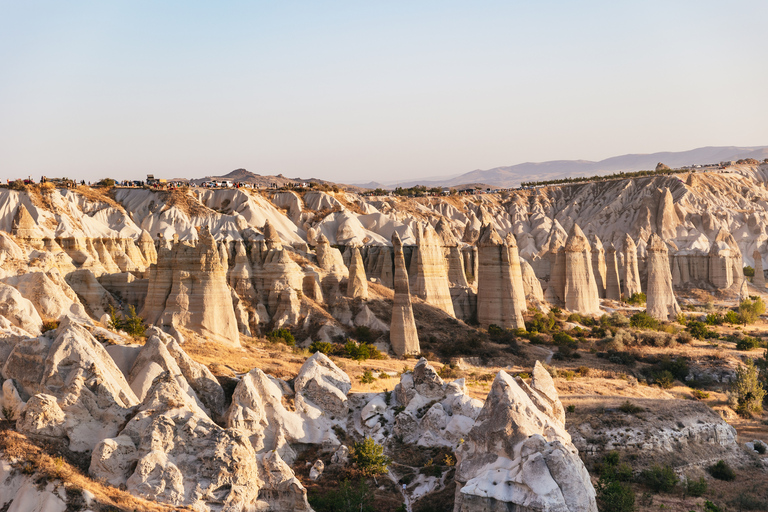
[363,145,768,189]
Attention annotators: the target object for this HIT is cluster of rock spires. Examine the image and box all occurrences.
[2,183,758,353]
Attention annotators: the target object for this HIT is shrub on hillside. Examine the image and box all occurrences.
[625,292,646,306]
[687,320,717,340]
[707,460,735,481]
[641,464,678,492]
[685,476,708,497]
[267,328,295,347]
[596,452,635,512]
[351,437,391,477]
[629,311,660,330]
[731,358,765,415]
[309,479,375,512]
[309,341,334,354]
[738,297,765,324]
[736,336,762,351]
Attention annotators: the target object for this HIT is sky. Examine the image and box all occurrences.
[1,1,767,184]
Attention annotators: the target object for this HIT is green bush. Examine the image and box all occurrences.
[739,297,766,324]
[629,311,660,330]
[552,332,575,346]
[596,452,635,512]
[267,328,295,346]
[309,341,334,354]
[96,178,116,187]
[351,437,391,477]
[309,479,374,512]
[707,460,735,481]
[107,305,146,338]
[625,292,646,305]
[685,476,708,497]
[691,389,710,400]
[724,310,741,324]
[653,370,675,389]
[41,320,60,333]
[705,313,724,326]
[344,340,385,361]
[619,401,643,414]
[704,500,723,512]
[359,370,375,384]
[687,320,717,340]
[354,325,375,342]
[744,265,755,277]
[732,359,765,415]
[641,464,678,492]
[736,336,762,351]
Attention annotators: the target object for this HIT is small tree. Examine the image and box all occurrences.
[351,437,391,477]
[309,479,374,512]
[122,305,146,338]
[596,452,635,512]
[738,297,765,324]
[731,359,766,415]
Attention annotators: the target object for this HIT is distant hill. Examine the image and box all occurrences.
[375,146,768,189]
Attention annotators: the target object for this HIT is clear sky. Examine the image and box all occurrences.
[1,1,767,184]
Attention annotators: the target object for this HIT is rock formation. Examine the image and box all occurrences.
[646,234,682,321]
[657,187,679,239]
[454,369,597,512]
[390,232,420,356]
[521,259,544,303]
[346,246,368,300]
[143,226,240,346]
[410,224,455,316]
[476,224,525,329]
[604,244,622,301]
[753,249,765,288]
[590,235,607,298]
[563,225,601,315]
[622,234,642,299]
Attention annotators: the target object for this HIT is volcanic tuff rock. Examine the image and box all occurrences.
[389,232,420,356]
[604,244,622,301]
[646,234,682,321]
[563,225,601,315]
[589,234,607,298]
[143,225,240,346]
[454,370,597,512]
[622,234,642,299]
[754,249,765,287]
[410,223,456,316]
[476,224,525,329]
[346,245,369,300]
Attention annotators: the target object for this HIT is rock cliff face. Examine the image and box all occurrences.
[477,224,525,329]
[646,234,681,321]
[563,225,601,315]
[390,232,420,356]
[143,226,240,346]
[454,369,597,512]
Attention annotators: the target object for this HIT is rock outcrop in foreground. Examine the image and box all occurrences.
[454,362,597,512]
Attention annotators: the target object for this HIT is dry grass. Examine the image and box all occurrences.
[160,189,214,217]
[74,185,125,211]
[0,424,187,511]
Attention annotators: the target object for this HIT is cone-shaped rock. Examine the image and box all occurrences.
[589,235,607,298]
[346,246,368,300]
[604,245,622,301]
[521,259,544,302]
[563,225,600,314]
[505,233,527,314]
[657,188,679,239]
[753,250,765,288]
[646,234,681,321]
[477,224,525,329]
[262,220,282,251]
[622,234,642,299]
[390,233,420,356]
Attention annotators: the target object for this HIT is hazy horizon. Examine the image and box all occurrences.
[2,1,768,183]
